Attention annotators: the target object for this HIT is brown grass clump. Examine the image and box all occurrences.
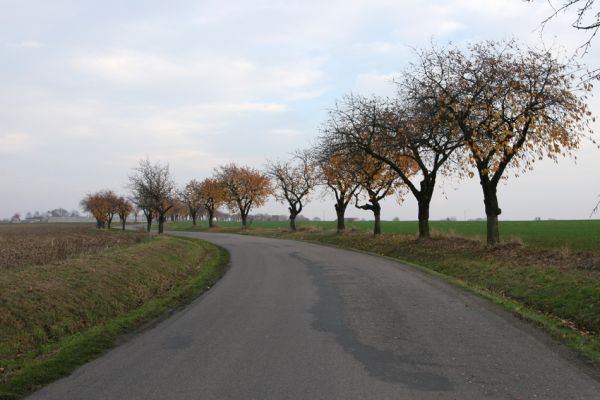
[0,224,146,270]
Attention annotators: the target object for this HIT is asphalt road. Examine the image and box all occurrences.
[29,232,599,399]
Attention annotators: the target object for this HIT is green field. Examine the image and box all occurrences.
[168,219,600,253]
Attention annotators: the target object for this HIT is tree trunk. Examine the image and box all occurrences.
[96,219,102,229]
[121,218,126,231]
[208,211,214,228]
[192,213,197,226]
[145,212,153,233]
[373,205,381,235]
[107,217,112,230]
[417,197,431,239]
[290,215,297,231]
[158,215,165,234]
[481,180,501,245]
[241,214,247,227]
[335,202,346,233]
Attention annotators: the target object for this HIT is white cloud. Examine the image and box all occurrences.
[353,71,398,97]
[269,128,302,137]
[73,50,190,84]
[353,41,403,54]
[7,40,41,48]
[0,132,31,153]
[71,49,325,100]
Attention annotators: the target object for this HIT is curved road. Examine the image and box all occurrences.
[29,232,599,399]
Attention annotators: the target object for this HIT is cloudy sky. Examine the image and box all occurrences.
[1,0,599,221]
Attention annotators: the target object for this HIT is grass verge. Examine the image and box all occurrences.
[0,235,228,400]
[176,222,600,368]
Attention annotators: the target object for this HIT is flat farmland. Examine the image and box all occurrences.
[0,223,227,398]
[0,224,146,269]
[170,219,600,253]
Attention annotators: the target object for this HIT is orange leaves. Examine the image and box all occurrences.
[198,177,227,211]
[216,164,271,213]
[425,39,593,181]
[80,190,120,225]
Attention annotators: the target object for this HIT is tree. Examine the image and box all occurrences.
[48,208,69,217]
[529,0,600,54]
[418,40,593,244]
[116,196,133,231]
[104,191,120,229]
[528,1,600,212]
[180,180,203,226]
[129,159,177,234]
[11,213,20,223]
[167,197,188,222]
[216,164,271,227]
[266,151,316,231]
[198,177,226,228]
[314,149,361,233]
[321,95,432,236]
[80,190,118,229]
[352,152,401,235]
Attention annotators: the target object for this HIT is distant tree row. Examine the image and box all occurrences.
[82,160,272,234]
[10,209,81,222]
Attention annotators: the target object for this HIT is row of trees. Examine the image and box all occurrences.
[82,161,272,234]
[254,40,593,245]
[314,40,594,245]
[80,190,133,230]
[81,39,595,246]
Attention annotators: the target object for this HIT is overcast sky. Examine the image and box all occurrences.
[1,0,599,221]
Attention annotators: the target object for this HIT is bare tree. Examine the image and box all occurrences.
[529,0,600,54]
[321,95,437,236]
[313,147,361,233]
[105,191,119,229]
[180,180,203,226]
[351,153,400,235]
[116,196,133,231]
[266,150,316,231]
[129,159,177,234]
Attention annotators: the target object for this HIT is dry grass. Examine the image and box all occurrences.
[0,224,146,270]
[0,234,227,398]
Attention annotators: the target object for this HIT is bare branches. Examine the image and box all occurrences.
[266,150,317,230]
[529,0,600,54]
[128,159,176,234]
[180,179,203,226]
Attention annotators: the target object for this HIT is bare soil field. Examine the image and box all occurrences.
[0,224,146,270]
